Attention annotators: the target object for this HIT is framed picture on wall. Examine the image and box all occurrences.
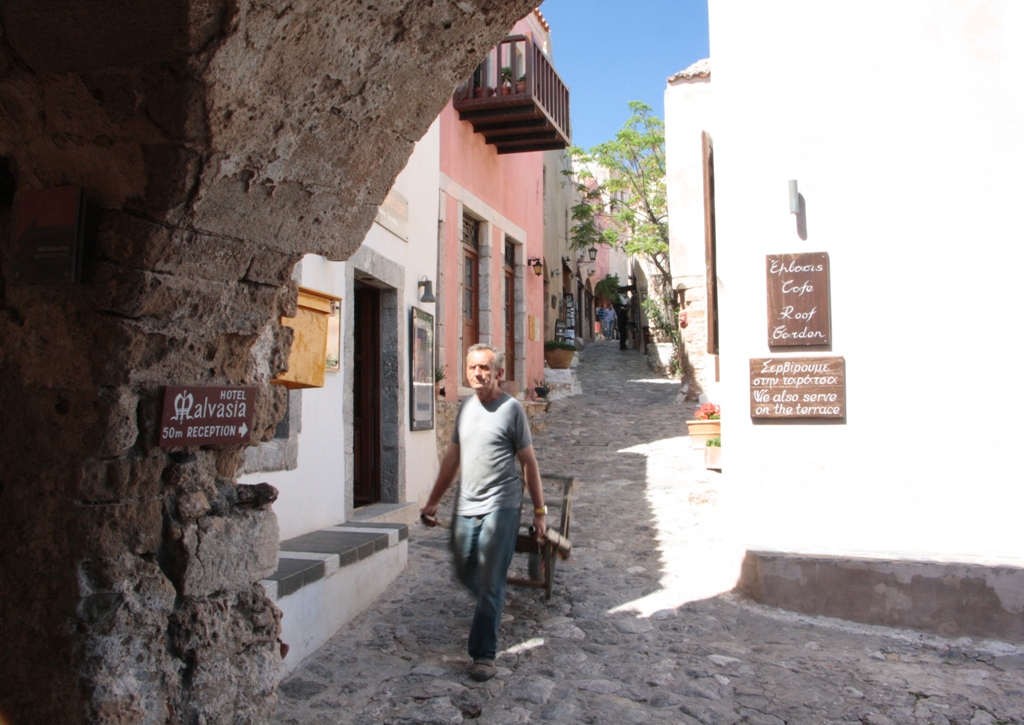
[410,306,434,431]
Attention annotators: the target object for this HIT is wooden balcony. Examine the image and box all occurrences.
[453,35,571,154]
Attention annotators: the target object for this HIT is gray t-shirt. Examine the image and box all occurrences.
[453,393,532,516]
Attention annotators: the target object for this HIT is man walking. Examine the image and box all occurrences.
[602,303,617,340]
[421,344,546,681]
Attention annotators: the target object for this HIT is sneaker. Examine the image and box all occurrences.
[469,659,497,681]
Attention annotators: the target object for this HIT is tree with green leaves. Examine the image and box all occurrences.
[593,273,621,303]
[565,101,669,282]
[566,102,678,349]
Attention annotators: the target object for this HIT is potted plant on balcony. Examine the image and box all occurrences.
[686,403,720,450]
[704,436,722,471]
[501,66,513,95]
[516,74,526,94]
[544,340,575,369]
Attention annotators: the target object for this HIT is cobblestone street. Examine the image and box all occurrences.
[274,342,1024,725]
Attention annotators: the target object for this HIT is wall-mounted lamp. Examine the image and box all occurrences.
[527,257,544,276]
[551,268,561,277]
[788,180,799,214]
[417,276,435,303]
[587,246,597,262]
[561,256,572,267]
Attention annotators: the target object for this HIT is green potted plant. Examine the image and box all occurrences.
[533,377,550,400]
[543,339,575,369]
[686,403,720,450]
[500,66,513,95]
[434,364,447,399]
[704,436,722,471]
[516,74,527,94]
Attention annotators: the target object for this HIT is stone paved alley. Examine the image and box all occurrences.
[274,342,1024,725]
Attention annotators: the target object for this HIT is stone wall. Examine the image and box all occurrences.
[678,275,712,400]
[0,0,534,721]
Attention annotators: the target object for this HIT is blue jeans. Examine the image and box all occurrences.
[451,507,521,661]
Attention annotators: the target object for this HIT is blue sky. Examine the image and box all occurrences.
[537,0,710,151]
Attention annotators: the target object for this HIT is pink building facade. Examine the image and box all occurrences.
[436,14,558,396]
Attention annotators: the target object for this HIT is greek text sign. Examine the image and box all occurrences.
[749,357,846,419]
[766,252,830,346]
[159,386,256,447]
[374,189,409,241]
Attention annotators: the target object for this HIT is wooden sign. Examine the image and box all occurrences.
[9,186,85,284]
[160,386,256,447]
[749,357,846,419]
[766,253,830,346]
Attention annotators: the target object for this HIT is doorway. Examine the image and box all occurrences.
[503,240,516,382]
[353,283,381,506]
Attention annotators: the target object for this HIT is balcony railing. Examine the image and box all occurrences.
[453,35,571,154]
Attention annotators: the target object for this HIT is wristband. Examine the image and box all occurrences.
[534,506,547,515]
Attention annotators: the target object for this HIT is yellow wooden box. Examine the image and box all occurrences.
[273,287,341,389]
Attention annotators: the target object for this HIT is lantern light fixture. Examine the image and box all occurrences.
[527,257,544,276]
[417,276,435,303]
[587,246,598,262]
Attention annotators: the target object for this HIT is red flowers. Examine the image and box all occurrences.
[694,403,720,420]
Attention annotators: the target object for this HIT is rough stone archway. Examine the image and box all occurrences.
[0,0,534,721]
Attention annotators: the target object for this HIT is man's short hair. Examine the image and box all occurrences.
[466,343,504,370]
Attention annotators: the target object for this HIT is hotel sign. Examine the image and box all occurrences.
[159,386,256,447]
[766,252,831,346]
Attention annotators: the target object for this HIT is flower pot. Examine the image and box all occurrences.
[501,85,511,96]
[516,81,526,94]
[473,87,484,98]
[534,387,549,399]
[686,419,720,450]
[704,445,722,471]
[544,349,574,369]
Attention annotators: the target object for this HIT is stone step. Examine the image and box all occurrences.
[261,522,408,601]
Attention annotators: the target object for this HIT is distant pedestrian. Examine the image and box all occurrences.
[421,344,547,682]
[602,303,617,339]
[617,304,629,349]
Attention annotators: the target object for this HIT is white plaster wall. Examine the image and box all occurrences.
[364,118,442,511]
[665,73,712,283]
[709,0,1024,564]
[241,253,347,540]
[243,120,441,540]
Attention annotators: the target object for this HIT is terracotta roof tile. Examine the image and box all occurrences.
[533,7,551,32]
[668,58,710,82]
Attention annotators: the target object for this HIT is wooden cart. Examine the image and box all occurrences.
[507,473,575,599]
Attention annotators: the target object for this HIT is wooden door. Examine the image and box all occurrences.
[353,285,381,506]
[504,266,515,382]
[462,250,479,384]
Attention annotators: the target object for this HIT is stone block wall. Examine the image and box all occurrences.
[0,0,535,721]
[678,275,713,399]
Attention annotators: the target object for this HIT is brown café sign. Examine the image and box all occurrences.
[766,252,831,346]
[159,385,256,447]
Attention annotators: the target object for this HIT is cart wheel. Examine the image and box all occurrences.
[544,546,555,599]
[528,552,545,582]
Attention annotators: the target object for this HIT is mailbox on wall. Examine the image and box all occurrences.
[273,287,342,389]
